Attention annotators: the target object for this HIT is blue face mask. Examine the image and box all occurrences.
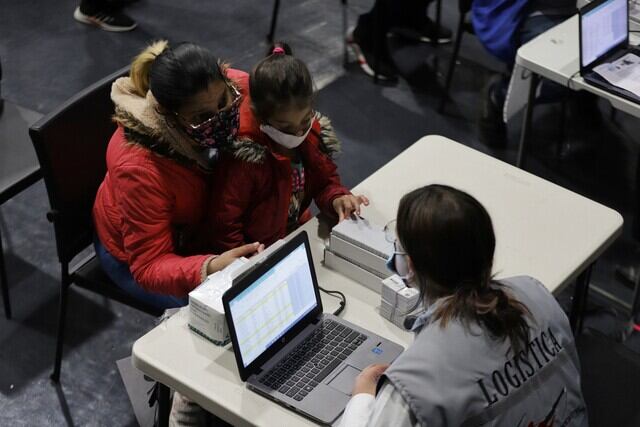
[386,240,413,283]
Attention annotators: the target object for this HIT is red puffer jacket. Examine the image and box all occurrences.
[93,127,214,297]
[208,74,350,253]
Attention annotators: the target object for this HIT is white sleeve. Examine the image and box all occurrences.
[338,381,417,427]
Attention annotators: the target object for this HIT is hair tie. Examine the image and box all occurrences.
[272,46,285,55]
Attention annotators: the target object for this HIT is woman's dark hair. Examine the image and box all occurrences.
[130,40,227,113]
[249,41,314,120]
[396,184,531,353]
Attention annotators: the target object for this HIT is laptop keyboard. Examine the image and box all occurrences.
[258,319,367,401]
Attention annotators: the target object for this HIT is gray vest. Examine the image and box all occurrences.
[383,276,587,427]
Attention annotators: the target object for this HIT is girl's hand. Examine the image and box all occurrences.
[352,364,389,396]
[332,194,370,222]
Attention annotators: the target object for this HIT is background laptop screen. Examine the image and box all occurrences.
[581,0,627,68]
[228,243,318,367]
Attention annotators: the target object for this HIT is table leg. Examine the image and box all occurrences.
[156,383,170,427]
[516,72,539,169]
[569,264,594,336]
[634,150,640,241]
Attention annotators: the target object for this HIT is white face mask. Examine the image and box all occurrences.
[259,123,312,149]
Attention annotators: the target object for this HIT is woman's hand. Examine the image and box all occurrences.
[332,194,370,222]
[207,242,265,275]
[352,363,389,396]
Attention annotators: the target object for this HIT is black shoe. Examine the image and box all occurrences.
[394,18,453,44]
[347,30,398,82]
[74,5,137,32]
[478,75,508,148]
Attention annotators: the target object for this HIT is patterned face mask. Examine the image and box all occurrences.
[179,86,241,148]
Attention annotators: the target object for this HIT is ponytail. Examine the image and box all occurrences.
[433,282,531,353]
[129,41,225,113]
[130,40,169,97]
[250,40,314,121]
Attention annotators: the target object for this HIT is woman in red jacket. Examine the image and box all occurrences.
[93,41,262,310]
[208,43,369,252]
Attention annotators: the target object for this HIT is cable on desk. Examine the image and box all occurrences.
[319,286,346,316]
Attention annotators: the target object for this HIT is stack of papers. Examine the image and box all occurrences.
[188,258,249,345]
[323,217,394,293]
[593,53,640,97]
[380,275,421,328]
[188,239,286,345]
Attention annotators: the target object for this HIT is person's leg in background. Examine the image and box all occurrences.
[74,0,137,32]
[347,0,451,81]
[478,12,573,147]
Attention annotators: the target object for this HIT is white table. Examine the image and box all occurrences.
[514,14,640,167]
[132,135,623,426]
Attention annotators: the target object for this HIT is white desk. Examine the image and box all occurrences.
[514,14,640,166]
[132,136,623,426]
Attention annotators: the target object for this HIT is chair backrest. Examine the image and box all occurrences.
[29,66,129,265]
[460,0,473,14]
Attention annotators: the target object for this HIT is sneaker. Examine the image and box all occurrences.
[478,74,508,148]
[73,6,137,32]
[394,18,453,44]
[346,30,398,82]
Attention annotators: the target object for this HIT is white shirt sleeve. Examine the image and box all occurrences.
[338,381,418,427]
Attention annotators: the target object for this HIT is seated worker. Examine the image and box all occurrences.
[473,0,578,146]
[340,185,587,426]
[208,43,369,253]
[347,0,453,82]
[93,41,262,310]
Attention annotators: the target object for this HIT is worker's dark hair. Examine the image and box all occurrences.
[396,184,531,353]
[249,41,314,120]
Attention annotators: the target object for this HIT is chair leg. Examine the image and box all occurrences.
[267,0,281,43]
[51,265,71,383]
[342,0,349,67]
[432,0,442,48]
[0,227,11,320]
[438,14,465,113]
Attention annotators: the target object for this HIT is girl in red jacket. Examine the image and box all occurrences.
[209,43,369,252]
[93,41,262,310]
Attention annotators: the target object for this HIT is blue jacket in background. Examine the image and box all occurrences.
[471,0,531,63]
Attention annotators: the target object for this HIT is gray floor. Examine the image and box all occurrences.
[2,0,640,425]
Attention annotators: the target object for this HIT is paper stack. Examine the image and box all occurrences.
[188,239,286,345]
[380,275,420,328]
[323,217,394,293]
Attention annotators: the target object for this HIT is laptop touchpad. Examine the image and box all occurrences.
[327,365,361,396]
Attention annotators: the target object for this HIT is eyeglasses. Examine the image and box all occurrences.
[384,219,407,254]
[176,84,242,130]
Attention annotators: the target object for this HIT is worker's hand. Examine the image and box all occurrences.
[207,242,265,275]
[352,363,389,396]
[332,194,370,222]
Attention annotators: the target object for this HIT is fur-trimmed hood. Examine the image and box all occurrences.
[111,77,213,171]
[225,112,341,164]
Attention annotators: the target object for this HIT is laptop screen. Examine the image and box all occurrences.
[581,0,628,68]
[227,242,318,367]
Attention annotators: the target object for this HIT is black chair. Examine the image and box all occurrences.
[29,66,162,383]
[438,0,474,113]
[0,103,43,319]
[267,0,350,66]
